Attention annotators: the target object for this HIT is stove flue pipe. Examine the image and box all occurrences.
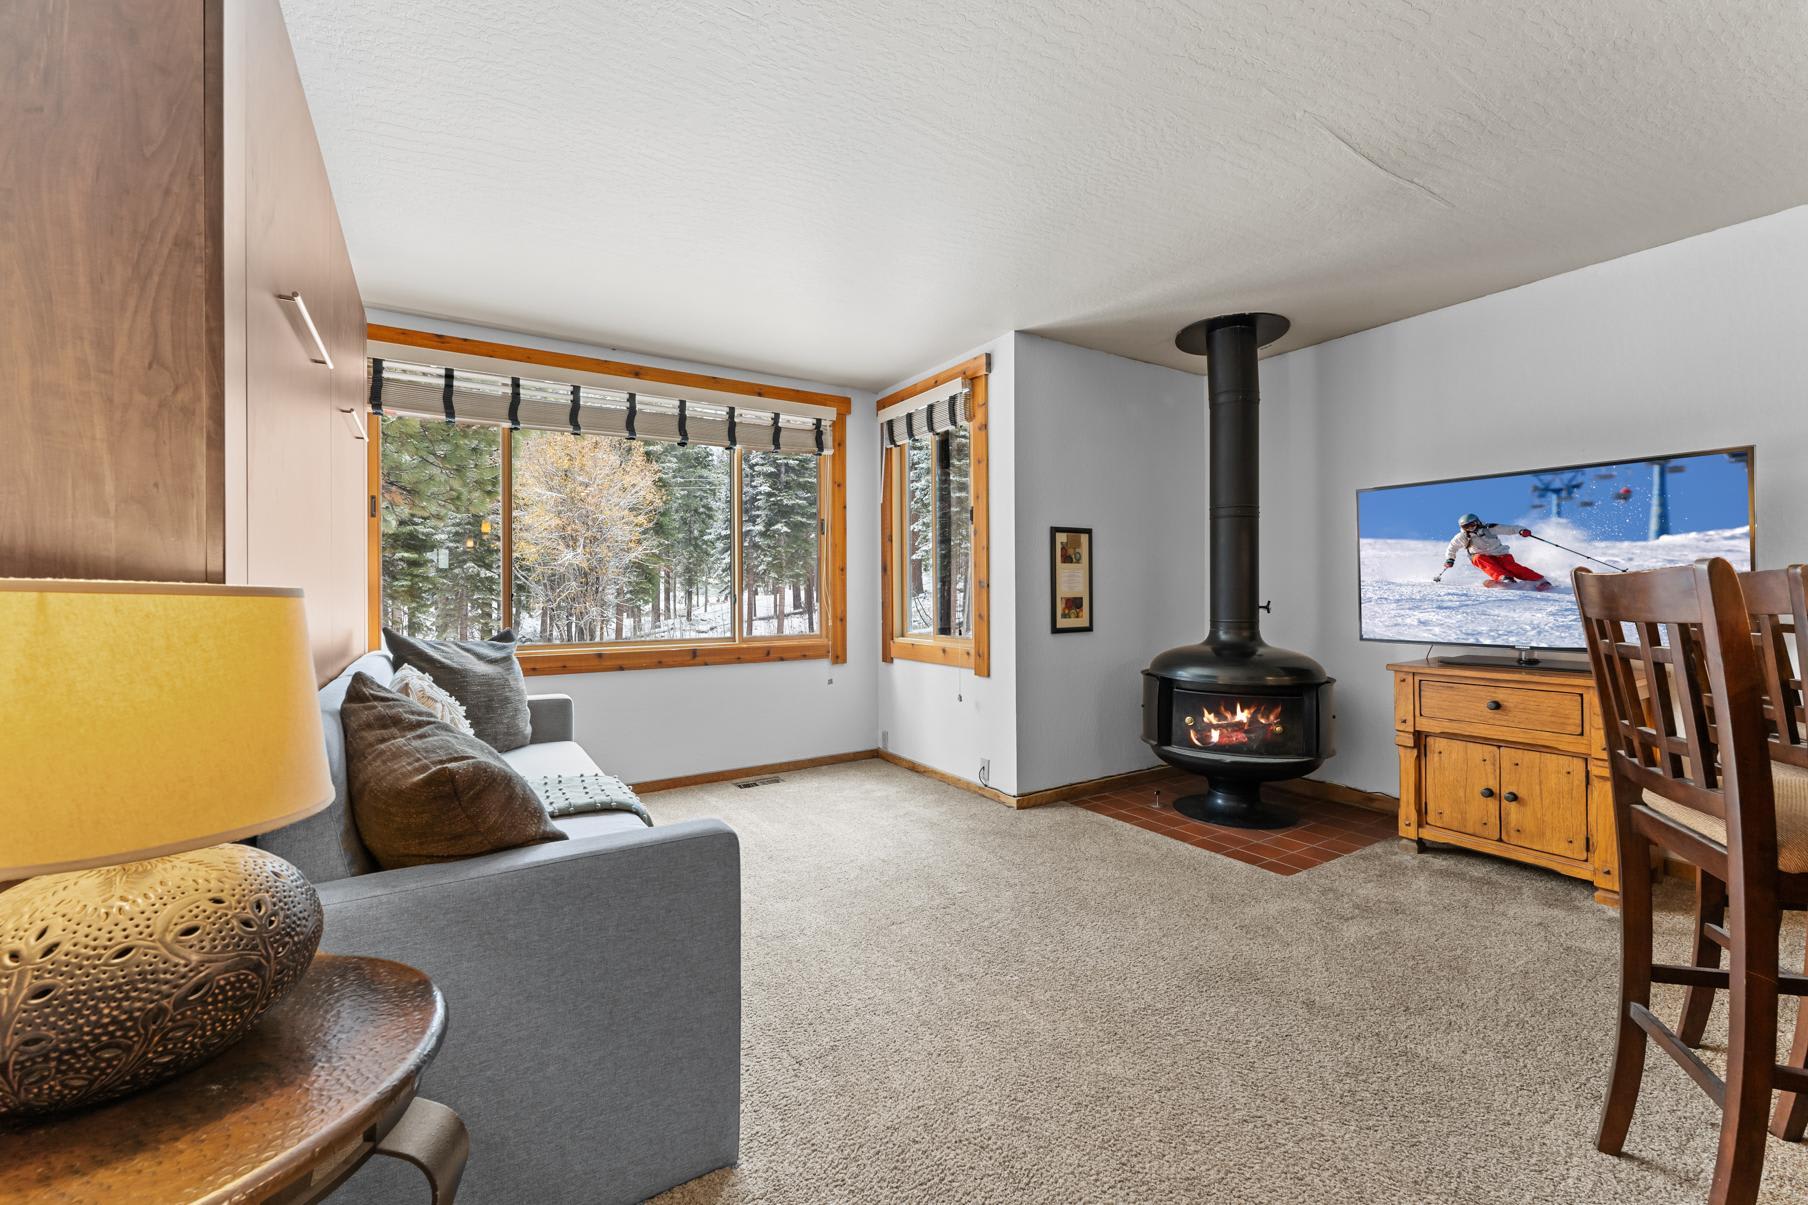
[1205,318,1261,644]
[1174,312,1290,649]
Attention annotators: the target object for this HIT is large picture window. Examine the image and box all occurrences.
[368,328,848,673]
[879,355,989,674]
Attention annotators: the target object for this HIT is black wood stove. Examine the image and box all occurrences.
[1141,312,1334,829]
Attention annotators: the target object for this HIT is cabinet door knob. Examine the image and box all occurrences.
[1486,699,1502,711]
[1480,787,1495,798]
[1503,791,1518,802]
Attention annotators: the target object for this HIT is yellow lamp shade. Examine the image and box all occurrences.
[0,580,332,878]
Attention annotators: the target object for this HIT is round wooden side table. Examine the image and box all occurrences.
[0,954,467,1204]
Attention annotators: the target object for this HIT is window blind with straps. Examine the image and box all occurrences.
[367,357,831,455]
[876,378,972,449]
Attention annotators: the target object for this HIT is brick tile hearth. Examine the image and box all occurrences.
[1073,774,1396,875]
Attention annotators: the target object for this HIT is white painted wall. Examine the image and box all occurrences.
[1246,348,1324,677]
[873,336,1020,794]
[367,310,880,784]
[1259,206,1808,795]
[376,206,1808,799]
[1011,334,1208,794]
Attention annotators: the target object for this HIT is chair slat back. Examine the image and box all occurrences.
[1574,560,1776,868]
[1740,566,1808,770]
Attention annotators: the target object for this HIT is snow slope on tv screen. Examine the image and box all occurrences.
[1357,452,1751,649]
[1360,525,1750,647]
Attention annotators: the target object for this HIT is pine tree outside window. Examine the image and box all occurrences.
[741,450,822,636]
[377,417,503,641]
[901,431,971,636]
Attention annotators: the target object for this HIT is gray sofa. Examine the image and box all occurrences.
[261,652,740,1204]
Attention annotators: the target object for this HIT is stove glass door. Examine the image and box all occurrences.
[1170,689,1310,758]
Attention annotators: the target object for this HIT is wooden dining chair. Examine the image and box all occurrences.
[1575,558,1808,1205]
[1675,564,1808,1140]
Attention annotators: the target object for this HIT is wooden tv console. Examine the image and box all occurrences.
[1390,661,1620,905]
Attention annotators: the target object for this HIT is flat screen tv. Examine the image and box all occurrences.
[1357,447,1754,652]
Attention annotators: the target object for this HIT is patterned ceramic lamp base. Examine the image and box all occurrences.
[0,844,323,1118]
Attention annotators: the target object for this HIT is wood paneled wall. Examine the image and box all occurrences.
[0,0,367,683]
[0,0,226,581]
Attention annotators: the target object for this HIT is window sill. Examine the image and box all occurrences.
[517,637,831,676]
[886,637,974,669]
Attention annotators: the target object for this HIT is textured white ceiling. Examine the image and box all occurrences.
[283,1,1808,389]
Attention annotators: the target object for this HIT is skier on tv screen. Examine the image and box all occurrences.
[1435,513,1553,591]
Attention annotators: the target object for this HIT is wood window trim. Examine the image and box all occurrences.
[366,325,849,672]
[366,416,383,649]
[515,635,832,676]
[878,355,990,676]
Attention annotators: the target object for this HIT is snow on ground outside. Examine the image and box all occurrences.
[1359,519,1750,648]
[514,596,819,643]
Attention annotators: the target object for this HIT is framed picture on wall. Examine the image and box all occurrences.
[1050,526,1093,633]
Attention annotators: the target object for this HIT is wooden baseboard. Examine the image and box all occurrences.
[633,749,877,794]
[1268,776,1398,817]
[633,748,1403,820]
[635,744,1087,809]
[1014,766,1175,809]
[874,749,1019,806]
[1658,853,1701,884]
[875,751,1182,811]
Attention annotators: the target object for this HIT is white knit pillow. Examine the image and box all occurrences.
[389,663,475,736]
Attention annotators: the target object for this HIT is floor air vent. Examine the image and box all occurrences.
[735,776,784,789]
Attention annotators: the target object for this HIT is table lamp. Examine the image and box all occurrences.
[0,580,334,1119]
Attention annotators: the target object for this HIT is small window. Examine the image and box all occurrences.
[879,357,990,674]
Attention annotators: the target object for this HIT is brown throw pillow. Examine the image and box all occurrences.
[341,673,566,869]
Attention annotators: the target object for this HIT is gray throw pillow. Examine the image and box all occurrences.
[383,627,532,753]
[341,673,566,870]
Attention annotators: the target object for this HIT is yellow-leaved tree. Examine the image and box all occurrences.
[511,432,664,642]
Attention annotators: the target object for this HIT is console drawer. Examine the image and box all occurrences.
[1418,680,1583,736]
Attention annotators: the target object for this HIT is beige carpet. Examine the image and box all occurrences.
[646,760,1808,1204]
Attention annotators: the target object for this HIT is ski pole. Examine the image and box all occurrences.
[1526,532,1628,573]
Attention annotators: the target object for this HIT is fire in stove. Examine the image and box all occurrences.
[1168,688,1311,759]
[1183,700,1286,749]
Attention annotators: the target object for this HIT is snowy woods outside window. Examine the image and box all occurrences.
[903,427,972,636]
[378,416,823,645]
[378,417,503,641]
[740,451,822,637]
